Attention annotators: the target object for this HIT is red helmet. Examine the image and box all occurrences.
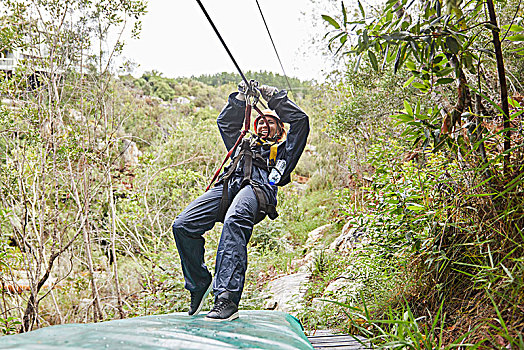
[253,109,286,142]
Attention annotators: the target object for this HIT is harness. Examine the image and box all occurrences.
[206,81,280,224]
[216,137,279,224]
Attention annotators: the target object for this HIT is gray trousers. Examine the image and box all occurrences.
[172,183,258,305]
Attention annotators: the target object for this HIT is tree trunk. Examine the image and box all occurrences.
[486,0,511,175]
[108,176,124,319]
[20,251,58,332]
[83,221,103,322]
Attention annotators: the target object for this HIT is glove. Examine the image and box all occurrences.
[236,81,247,101]
[260,85,278,102]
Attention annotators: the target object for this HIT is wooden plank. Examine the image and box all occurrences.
[309,335,360,342]
[309,339,361,345]
[311,342,363,347]
[310,344,365,350]
[307,334,370,350]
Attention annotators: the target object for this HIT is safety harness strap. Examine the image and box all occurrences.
[217,141,247,222]
[212,97,280,223]
[243,147,253,184]
[216,138,278,223]
[206,103,252,191]
[269,143,278,166]
[251,183,278,224]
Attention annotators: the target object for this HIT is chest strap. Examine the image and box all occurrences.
[217,139,278,223]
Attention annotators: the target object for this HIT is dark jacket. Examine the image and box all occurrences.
[216,90,309,206]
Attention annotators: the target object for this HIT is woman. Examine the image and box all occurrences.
[172,83,309,321]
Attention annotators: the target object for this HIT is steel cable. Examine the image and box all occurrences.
[255,0,294,95]
[195,0,251,89]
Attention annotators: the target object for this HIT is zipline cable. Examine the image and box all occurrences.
[195,0,251,90]
[195,0,268,111]
[255,0,293,95]
[196,0,273,191]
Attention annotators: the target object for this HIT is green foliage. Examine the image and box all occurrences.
[242,188,340,312]
[0,3,29,53]
[250,189,338,253]
[336,297,477,349]
[0,0,332,339]
[0,316,21,335]
[0,238,14,274]
[355,149,439,255]
[323,0,523,157]
[187,70,313,93]
[316,0,524,346]
[311,249,336,277]
[0,51,326,333]
[129,70,314,108]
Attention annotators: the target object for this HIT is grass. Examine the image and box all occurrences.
[242,187,340,311]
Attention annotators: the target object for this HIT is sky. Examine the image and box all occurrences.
[121,0,338,81]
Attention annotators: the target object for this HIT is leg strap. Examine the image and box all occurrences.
[251,183,278,224]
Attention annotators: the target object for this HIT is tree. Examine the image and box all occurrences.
[0,0,145,333]
[323,0,523,174]
[321,0,524,345]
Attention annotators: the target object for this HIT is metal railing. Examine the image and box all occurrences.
[0,56,85,75]
[0,58,16,70]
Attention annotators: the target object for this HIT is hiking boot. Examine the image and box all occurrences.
[205,295,239,321]
[188,283,212,316]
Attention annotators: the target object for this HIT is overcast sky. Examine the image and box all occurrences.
[121,0,338,81]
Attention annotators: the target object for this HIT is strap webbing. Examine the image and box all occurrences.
[269,144,278,166]
[206,104,252,191]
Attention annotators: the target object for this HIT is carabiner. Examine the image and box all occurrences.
[247,80,260,105]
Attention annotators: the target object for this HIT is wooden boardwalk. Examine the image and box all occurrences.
[307,331,370,349]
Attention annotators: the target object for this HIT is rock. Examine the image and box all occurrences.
[342,221,353,235]
[311,297,327,310]
[144,96,163,106]
[322,276,363,300]
[264,300,277,310]
[122,139,142,169]
[324,278,349,293]
[329,222,368,253]
[175,96,190,105]
[305,224,332,247]
[263,272,310,314]
[291,181,308,192]
[291,251,315,273]
[1,98,15,106]
[41,115,65,139]
[305,144,318,156]
[69,108,85,123]
[2,278,58,294]
[78,298,95,310]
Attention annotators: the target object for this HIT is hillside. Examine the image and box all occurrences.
[1,0,523,348]
[0,61,340,333]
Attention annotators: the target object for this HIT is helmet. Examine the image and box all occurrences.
[253,109,286,142]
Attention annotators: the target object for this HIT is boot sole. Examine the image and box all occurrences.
[204,311,239,322]
[189,284,212,316]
